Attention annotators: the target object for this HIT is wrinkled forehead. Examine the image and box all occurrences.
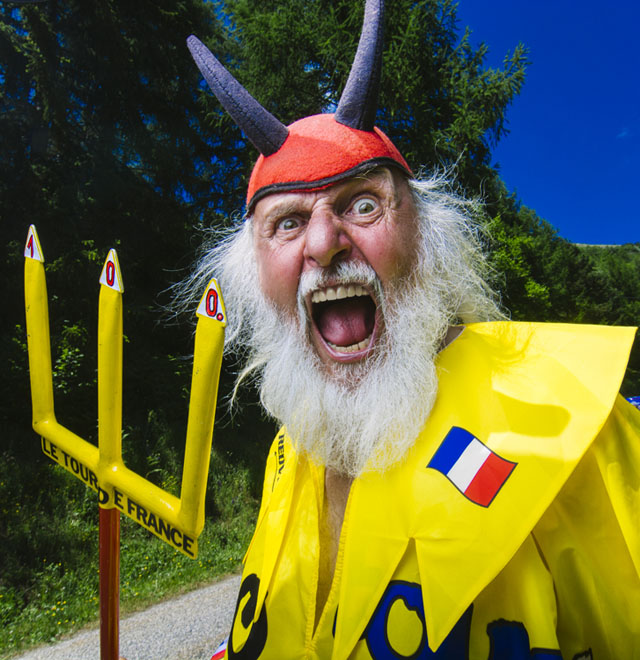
[249,166,412,222]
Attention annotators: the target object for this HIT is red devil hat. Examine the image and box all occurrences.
[187,0,412,211]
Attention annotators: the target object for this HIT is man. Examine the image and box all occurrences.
[184,1,640,657]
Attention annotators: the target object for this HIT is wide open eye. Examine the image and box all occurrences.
[276,217,301,232]
[352,197,378,215]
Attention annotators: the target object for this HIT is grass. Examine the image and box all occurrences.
[0,450,260,658]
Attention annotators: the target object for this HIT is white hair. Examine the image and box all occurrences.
[172,170,503,475]
[407,173,503,324]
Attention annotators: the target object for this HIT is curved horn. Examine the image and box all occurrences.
[335,0,384,131]
[187,35,289,156]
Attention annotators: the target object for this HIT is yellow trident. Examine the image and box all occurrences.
[23,224,226,559]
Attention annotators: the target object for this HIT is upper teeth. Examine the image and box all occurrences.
[311,285,368,304]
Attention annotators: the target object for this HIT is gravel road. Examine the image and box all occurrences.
[14,574,240,660]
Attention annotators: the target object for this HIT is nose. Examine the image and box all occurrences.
[303,208,351,268]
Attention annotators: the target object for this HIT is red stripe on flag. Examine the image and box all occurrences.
[210,638,228,660]
[464,450,516,507]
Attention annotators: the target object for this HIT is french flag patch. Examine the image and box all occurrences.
[428,427,516,507]
[211,636,228,660]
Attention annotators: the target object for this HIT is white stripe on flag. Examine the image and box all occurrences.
[447,438,491,492]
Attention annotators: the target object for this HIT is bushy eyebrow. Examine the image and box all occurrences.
[342,169,391,196]
[259,199,307,224]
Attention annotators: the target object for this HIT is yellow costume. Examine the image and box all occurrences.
[225,322,640,659]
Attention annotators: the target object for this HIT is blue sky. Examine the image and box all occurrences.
[455,1,639,245]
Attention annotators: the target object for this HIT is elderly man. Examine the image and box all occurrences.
[185,2,640,658]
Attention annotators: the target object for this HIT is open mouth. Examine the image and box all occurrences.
[309,284,378,361]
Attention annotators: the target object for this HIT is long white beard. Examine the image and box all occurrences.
[251,260,450,477]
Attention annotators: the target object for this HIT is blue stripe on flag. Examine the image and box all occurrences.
[428,426,475,474]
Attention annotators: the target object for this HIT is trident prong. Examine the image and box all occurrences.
[24,225,225,559]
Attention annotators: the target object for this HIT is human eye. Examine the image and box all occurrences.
[275,216,301,234]
[350,196,378,216]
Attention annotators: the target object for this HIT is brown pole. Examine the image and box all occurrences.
[99,506,121,660]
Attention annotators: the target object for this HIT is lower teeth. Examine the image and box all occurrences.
[327,336,371,353]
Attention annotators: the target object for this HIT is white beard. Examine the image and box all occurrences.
[250,259,450,477]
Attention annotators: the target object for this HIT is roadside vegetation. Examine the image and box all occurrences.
[0,434,265,657]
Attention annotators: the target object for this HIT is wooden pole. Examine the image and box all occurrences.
[99,506,121,660]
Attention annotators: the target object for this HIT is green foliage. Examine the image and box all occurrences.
[576,243,640,395]
[0,447,258,657]
[0,458,99,653]
[485,192,640,394]
[579,244,640,325]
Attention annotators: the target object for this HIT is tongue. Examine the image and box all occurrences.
[314,298,375,347]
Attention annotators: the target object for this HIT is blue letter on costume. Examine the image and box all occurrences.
[364,581,472,659]
[487,620,562,659]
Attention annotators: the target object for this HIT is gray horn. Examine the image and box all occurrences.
[335,0,385,131]
[187,35,289,156]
